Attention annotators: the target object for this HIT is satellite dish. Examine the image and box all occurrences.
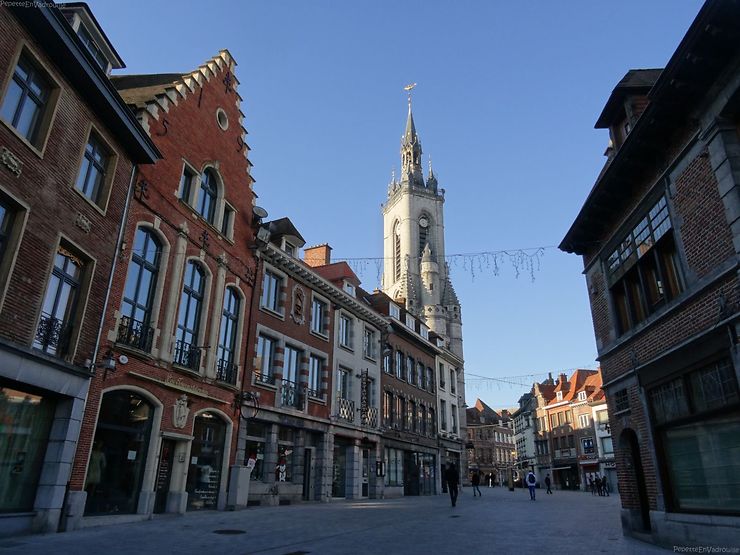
[253,206,268,220]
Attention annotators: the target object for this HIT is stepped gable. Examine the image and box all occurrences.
[110,50,253,180]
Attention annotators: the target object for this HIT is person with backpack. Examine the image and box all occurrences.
[526,470,537,500]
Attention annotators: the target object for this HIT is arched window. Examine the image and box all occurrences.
[418,215,431,257]
[197,169,217,224]
[216,287,240,384]
[393,222,401,282]
[175,261,205,370]
[118,227,160,352]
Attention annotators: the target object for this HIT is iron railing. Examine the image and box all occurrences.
[281,378,304,409]
[34,313,71,356]
[173,340,200,371]
[116,315,154,352]
[337,397,355,422]
[254,370,275,385]
[216,359,238,385]
[362,406,378,427]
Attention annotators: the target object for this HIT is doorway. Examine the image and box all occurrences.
[154,439,175,513]
[361,449,369,497]
[332,442,347,498]
[620,428,651,531]
[302,448,312,501]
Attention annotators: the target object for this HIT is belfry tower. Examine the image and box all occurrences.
[381,94,463,359]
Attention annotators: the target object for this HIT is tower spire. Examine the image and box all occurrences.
[400,83,423,187]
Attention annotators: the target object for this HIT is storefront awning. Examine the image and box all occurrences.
[551,466,574,471]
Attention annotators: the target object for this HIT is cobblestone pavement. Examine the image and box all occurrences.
[0,487,668,554]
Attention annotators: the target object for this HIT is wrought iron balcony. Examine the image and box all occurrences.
[216,359,238,385]
[305,384,320,398]
[173,340,200,371]
[116,315,154,352]
[254,370,275,385]
[361,406,378,427]
[34,313,71,356]
[337,397,355,422]
[280,378,304,409]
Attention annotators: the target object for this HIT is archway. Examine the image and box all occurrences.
[619,428,651,531]
[84,390,154,515]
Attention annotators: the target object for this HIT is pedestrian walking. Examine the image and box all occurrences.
[589,476,596,495]
[487,472,493,488]
[601,476,610,497]
[545,473,552,494]
[472,471,482,497]
[526,470,537,501]
[445,463,459,507]
[595,476,603,496]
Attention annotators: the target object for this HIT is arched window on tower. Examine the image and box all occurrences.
[418,215,431,257]
[394,222,401,282]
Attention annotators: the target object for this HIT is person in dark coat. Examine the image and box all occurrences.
[601,476,610,497]
[545,473,552,494]
[445,463,459,506]
[471,471,482,497]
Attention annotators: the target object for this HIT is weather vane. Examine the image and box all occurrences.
[404,82,417,106]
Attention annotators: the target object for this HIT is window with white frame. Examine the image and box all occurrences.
[197,169,218,225]
[405,313,415,330]
[556,391,563,401]
[395,350,404,379]
[311,297,327,335]
[363,327,376,359]
[307,354,322,397]
[383,350,392,374]
[337,367,350,400]
[420,324,429,340]
[283,346,300,384]
[578,391,587,401]
[389,303,400,319]
[440,399,447,431]
[261,270,281,313]
[216,287,240,384]
[578,414,590,428]
[339,314,352,348]
[174,261,205,371]
[343,281,355,297]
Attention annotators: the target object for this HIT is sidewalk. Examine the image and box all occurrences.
[0,487,669,554]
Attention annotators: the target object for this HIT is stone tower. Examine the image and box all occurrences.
[381,97,463,359]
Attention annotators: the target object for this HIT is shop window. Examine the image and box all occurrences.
[84,390,153,515]
[650,358,740,513]
[118,227,160,353]
[187,412,226,510]
[255,334,276,384]
[606,195,683,335]
[0,383,55,512]
[276,427,295,482]
[244,421,266,482]
[384,447,404,487]
[34,245,85,358]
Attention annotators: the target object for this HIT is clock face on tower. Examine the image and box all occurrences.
[419,216,429,228]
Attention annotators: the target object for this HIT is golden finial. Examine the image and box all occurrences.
[403,82,417,106]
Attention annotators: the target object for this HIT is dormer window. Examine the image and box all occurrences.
[283,242,296,257]
[389,303,400,320]
[420,324,429,340]
[77,25,108,72]
[578,391,587,401]
[556,391,563,401]
[343,282,355,297]
[405,314,415,330]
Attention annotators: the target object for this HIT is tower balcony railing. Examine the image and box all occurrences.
[173,340,200,371]
[337,397,355,422]
[116,315,154,353]
[281,378,304,409]
[34,313,72,357]
[216,359,238,385]
[361,406,378,428]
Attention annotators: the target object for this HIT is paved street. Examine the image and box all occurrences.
[0,488,668,554]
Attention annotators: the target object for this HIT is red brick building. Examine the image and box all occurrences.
[65,49,258,527]
[0,3,158,535]
[561,0,740,547]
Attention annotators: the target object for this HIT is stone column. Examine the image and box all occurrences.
[346,440,361,499]
[264,423,279,504]
[316,431,334,502]
[205,255,227,379]
[159,224,189,362]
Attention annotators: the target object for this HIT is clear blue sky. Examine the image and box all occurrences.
[87,0,704,410]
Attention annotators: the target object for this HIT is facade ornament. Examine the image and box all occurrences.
[291,284,306,325]
[74,212,91,233]
[173,394,190,429]
[1,146,22,177]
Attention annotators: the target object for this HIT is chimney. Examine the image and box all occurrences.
[560,373,568,385]
[304,244,332,267]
